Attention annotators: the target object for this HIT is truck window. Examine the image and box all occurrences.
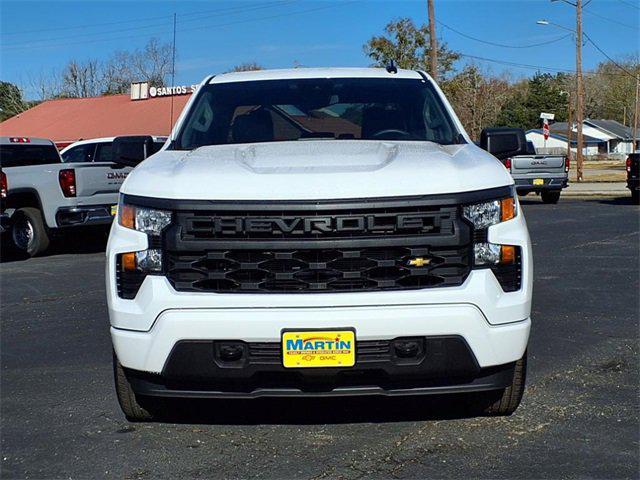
[175,78,460,150]
[95,143,114,163]
[62,144,95,163]
[0,144,61,167]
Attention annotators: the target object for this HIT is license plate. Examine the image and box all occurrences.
[110,205,117,216]
[533,178,544,186]
[282,330,355,368]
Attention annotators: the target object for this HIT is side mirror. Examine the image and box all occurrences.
[112,136,155,167]
[479,128,528,160]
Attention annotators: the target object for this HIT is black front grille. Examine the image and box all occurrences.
[157,198,473,294]
[166,245,470,293]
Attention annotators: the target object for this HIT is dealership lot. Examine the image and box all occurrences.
[1,198,638,479]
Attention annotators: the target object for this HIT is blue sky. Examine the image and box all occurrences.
[1,0,638,99]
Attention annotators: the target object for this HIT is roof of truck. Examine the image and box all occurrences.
[209,67,426,84]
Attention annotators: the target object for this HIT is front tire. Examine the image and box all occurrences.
[468,353,527,416]
[541,191,561,204]
[113,353,163,422]
[11,207,50,256]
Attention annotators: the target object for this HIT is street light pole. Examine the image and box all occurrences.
[537,10,585,181]
[428,0,438,80]
[575,0,585,182]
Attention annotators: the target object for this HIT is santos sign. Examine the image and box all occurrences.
[149,85,199,97]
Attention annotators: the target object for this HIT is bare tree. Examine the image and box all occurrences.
[443,65,512,139]
[227,62,264,73]
[61,59,103,98]
[26,68,64,101]
[105,38,173,93]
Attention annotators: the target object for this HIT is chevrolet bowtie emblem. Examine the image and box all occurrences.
[407,257,431,267]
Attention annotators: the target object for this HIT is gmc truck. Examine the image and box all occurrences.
[0,136,160,256]
[498,140,569,204]
[107,68,533,421]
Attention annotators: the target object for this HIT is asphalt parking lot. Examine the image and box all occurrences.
[1,197,638,479]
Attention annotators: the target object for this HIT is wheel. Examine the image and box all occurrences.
[11,207,50,256]
[632,190,639,205]
[113,353,163,422]
[541,191,561,204]
[467,353,527,416]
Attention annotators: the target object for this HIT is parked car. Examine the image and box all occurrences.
[626,152,639,204]
[61,136,167,163]
[0,136,156,256]
[490,137,568,204]
[107,68,533,421]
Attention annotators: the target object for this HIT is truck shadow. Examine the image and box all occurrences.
[0,228,108,263]
[158,394,484,425]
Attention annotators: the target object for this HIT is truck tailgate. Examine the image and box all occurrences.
[73,163,131,197]
[512,155,565,174]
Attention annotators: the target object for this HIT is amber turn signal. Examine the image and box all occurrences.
[119,204,136,229]
[121,252,137,271]
[500,245,516,264]
[500,197,516,222]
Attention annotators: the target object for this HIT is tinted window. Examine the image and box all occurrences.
[62,144,94,163]
[176,78,460,149]
[95,143,114,162]
[0,144,61,167]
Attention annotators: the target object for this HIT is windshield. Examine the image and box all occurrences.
[175,78,461,150]
[0,144,61,167]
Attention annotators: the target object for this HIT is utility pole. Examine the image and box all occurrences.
[169,13,177,136]
[633,75,639,152]
[575,0,585,182]
[567,91,573,165]
[427,0,438,80]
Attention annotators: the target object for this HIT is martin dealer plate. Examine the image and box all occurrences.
[282,330,356,368]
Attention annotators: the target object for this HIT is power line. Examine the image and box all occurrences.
[583,8,638,30]
[0,0,293,37]
[583,32,639,78]
[617,0,640,10]
[1,0,297,48]
[458,51,632,77]
[437,20,573,49]
[1,1,356,52]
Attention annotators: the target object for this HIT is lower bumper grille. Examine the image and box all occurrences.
[166,245,471,293]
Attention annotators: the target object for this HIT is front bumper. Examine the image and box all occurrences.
[56,204,115,227]
[123,336,518,398]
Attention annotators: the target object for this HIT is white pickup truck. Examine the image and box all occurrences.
[107,68,533,421]
[0,136,162,256]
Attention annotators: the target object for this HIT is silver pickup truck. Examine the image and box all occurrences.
[507,141,569,204]
[1,137,140,256]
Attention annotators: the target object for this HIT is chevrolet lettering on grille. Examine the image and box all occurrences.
[184,212,454,237]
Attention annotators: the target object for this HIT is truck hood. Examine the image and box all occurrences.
[122,140,513,200]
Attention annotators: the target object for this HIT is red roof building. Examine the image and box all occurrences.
[0,93,192,148]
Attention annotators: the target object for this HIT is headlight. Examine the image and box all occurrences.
[464,193,518,267]
[118,200,172,235]
[463,195,517,229]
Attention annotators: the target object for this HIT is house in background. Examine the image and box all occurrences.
[526,128,603,156]
[584,119,636,155]
[535,119,637,156]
